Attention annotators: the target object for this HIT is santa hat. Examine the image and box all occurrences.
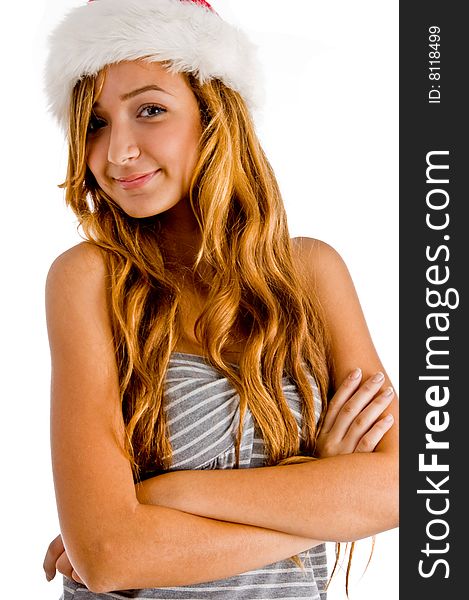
[44,0,263,133]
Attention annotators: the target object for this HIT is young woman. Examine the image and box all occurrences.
[42,1,398,598]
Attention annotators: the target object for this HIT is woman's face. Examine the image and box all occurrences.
[86,61,202,219]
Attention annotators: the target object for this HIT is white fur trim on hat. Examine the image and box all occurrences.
[44,0,263,133]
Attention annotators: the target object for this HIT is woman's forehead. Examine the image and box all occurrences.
[98,60,184,88]
[92,61,191,106]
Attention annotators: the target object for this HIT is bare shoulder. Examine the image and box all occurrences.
[45,241,112,346]
[291,236,354,295]
[46,241,107,290]
[291,236,390,384]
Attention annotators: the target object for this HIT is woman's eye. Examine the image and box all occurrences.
[140,105,166,118]
[87,114,106,134]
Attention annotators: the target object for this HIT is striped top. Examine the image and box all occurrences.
[61,352,328,600]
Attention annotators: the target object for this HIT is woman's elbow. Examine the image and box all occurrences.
[64,522,142,593]
[68,538,120,593]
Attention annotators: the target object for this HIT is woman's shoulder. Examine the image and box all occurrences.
[291,236,352,289]
[46,241,107,289]
[45,241,110,320]
[45,242,115,360]
[291,235,340,258]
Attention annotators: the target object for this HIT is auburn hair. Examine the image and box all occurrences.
[60,63,363,583]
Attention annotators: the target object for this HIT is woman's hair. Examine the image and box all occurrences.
[63,65,331,478]
[61,62,364,589]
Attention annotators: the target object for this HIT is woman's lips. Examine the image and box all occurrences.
[114,170,160,190]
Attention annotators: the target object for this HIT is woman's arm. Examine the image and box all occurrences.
[136,443,397,542]
[136,374,397,541]
[132,238,399,541]
[45,354,392,584]
[45,242,320,593]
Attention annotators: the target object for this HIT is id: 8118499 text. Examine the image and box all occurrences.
[428,25,441,104]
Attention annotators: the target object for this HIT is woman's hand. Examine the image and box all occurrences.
[43,534,84,585]
[315,368,395,458]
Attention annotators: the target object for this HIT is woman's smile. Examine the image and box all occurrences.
[113,169,161,190]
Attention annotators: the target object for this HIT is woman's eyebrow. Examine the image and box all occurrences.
[120,84,173,101]
[94,84,173,108]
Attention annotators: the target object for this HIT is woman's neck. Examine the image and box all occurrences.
[158,197,202,269]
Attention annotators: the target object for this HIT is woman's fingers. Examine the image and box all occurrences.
[71,570,85,584]
[320,368,363,434]
[56,552,85,585]
[56,550,75,579]
[43,533,84,585]
[43,534,64,582]
[342,385,395,450]
[316,371,395,457]
[354,413,395,453]
[326,372,389,441]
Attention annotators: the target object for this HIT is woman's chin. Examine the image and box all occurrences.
[124,209,162,219]
[118,200,171,220]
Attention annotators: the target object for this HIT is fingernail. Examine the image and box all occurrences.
[349,368,362,380]
[372,372,384,383]
[384,414,394,423]
[384,386,394,397]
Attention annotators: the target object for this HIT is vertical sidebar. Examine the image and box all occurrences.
[400,2,465,597]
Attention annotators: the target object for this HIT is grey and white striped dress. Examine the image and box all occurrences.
[61,352,328,600]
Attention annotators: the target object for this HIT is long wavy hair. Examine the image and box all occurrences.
[60,63,362,588]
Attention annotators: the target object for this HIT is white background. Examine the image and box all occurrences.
[0,1,398,598]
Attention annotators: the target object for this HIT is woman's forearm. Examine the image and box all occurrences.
[137,453,398,542]
[89,503,321,593]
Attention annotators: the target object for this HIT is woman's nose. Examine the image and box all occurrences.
[107,121,141,165]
